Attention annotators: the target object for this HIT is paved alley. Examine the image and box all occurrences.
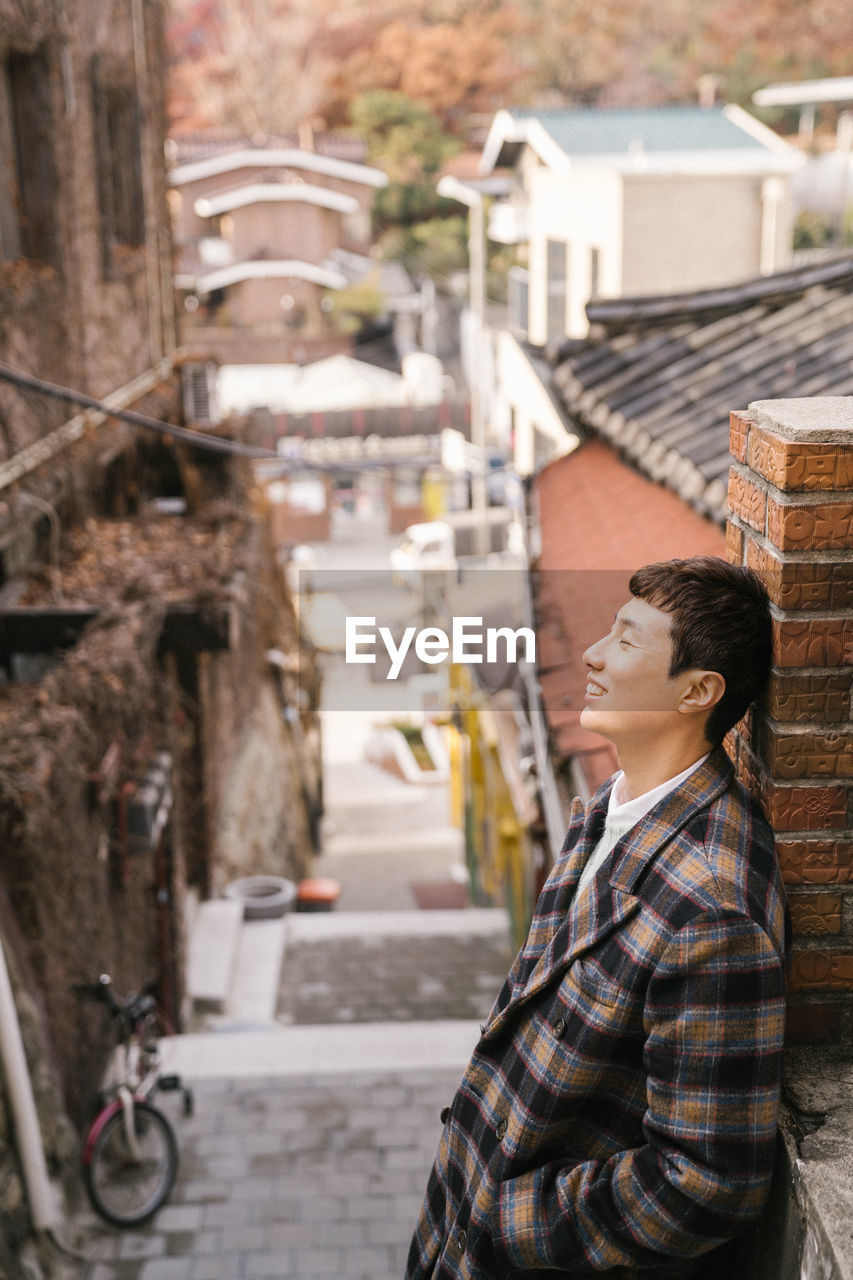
[74,1064,465,1280]
[68,651,514,1280]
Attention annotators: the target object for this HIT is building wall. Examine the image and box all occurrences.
[227,200,340,264]
[0,1,178,1264]
[173,162,377,254]
[0,0,175,420]
[526,168,623,343]
[216,274,327,330]
[621,172,793,296]
[494,330,580,476]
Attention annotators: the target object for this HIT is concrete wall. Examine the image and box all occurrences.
[521,163,793,343]
[621,172,792,296]
[494,330,580,476]
[195,525,320,897]
[526,168,623,343]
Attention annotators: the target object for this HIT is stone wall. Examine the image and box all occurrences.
[0,0,176,562]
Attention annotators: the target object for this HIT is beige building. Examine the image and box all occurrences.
[482,105,801,344]
[169,144,391,363]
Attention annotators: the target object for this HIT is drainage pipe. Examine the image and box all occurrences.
[0,933,59,1232]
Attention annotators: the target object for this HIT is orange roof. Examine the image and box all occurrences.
[534,439,726,789]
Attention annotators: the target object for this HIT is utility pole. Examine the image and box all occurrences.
[436,176,489,555]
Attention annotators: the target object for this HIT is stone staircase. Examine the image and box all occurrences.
[185,902,512,1034]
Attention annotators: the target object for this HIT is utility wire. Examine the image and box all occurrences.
[0,360,279,461]
[0,359,452,484]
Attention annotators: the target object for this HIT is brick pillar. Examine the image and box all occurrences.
[726,398,853,1046]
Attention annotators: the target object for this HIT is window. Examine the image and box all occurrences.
[546,239,567,344]
[508,266,529,337]
[0,46,60,266]
[590,247,601,299]
[91,57,145,275]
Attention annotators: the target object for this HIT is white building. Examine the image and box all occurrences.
[481,104,801,344]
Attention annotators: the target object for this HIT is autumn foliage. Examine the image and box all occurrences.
[168,0,853,139]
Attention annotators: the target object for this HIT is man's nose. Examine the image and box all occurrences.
[583,635,606,668]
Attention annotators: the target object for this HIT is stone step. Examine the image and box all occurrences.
[204,917,288,1032]
[286,907,509,943]
[159,1018,483,1078]
[185,897,244,1014]
[321,826,463,858]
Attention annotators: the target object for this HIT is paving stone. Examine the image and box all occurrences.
[276,934,511,1025]
[242,1249,298,1276]
[192,1254,247,1280]
[118,1234,167,1260]
[138,1259,195,1280]
[152,1205,205,1232]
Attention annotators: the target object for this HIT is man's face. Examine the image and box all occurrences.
[579,596,690,743]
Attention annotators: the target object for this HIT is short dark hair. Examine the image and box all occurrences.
[628,556,772,747]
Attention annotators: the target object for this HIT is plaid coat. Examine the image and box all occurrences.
[407,748,789,1279]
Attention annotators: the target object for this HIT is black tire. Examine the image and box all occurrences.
[84,1100,178,1227]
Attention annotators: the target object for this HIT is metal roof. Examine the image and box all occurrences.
[480,104,799,174]
[511,105,768,155]
[551,253,853,524]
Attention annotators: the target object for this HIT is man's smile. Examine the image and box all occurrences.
[585,677,606,698]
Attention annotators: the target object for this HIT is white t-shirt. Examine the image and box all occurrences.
[574,753,710,899]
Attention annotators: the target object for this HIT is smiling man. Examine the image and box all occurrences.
[407,557,789,1280]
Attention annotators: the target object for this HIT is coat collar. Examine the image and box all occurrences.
[483,748,733,1037]
[608,745,733,892]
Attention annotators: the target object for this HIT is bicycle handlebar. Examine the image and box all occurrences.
[72,975,157,1026]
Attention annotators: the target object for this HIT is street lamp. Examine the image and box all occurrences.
[436,175,489,554]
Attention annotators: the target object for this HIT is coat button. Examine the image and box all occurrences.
[458,1229,467,1250]
[495,1118,507,1140]
[553,1017,566,1039]
[440,1106,451,1124]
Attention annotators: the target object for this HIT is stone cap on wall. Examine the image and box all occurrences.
[749,397,853,442]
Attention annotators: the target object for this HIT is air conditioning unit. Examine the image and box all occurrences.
[181,360,220,426]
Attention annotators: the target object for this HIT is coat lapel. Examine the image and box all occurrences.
[484,749,735,1036]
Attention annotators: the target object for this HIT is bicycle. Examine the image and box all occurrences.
[73,974,193,1227]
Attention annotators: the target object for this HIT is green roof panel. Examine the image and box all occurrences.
[511,106,769,156]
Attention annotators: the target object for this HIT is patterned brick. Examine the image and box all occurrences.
[725,519,744,565]
[761,780,848,832]
[765,672,852,723]
[787,893,843,936]
[728,410,751,464]
[777,839,853,886]
[727,468,766,532]
[746,541,853,610]
[759,725,853,781]
[766,495,853,552]
[748,424,853,492]
[789,949,853,992]
[773,618,853,668]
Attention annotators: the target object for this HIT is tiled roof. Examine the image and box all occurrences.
[171,131,367,164]
[509,106,772,157]
[552,253,853,524]
[533,439,724,790]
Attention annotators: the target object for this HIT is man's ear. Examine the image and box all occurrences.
[678,670,726,716]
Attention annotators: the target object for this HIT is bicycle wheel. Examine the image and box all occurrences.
[84,1099,178,1227]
